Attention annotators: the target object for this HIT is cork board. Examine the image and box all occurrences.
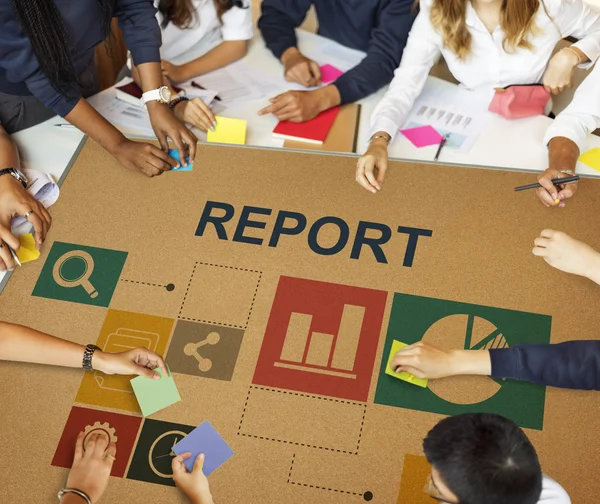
[1,139,600,503]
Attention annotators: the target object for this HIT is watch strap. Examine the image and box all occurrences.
[82,344,101,371]
[0,168,27,188]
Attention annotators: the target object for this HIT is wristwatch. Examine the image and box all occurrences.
[141,86,172,107]
[82,344,102,371]
[0,167,28,188]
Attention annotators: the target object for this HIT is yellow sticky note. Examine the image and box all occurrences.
[16,234,40,264]
[207,116,247,145]
[385,340,428,388]
[579,147,600,173]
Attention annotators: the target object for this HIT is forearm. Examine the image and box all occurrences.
[548,136,580,172]
[65,99,126,154]
[586,254,600,285]
[0,126,19,167]
[0,322,85,367]
[449,350,492,376]
[179,41,249,80]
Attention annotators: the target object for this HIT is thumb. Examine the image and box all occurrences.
[193,453,205,473]
[135,365,160,380]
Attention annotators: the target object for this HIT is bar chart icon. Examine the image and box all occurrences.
[253,276,387,401]
[275,305,365,378]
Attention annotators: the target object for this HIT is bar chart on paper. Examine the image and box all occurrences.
[274,305,365,379]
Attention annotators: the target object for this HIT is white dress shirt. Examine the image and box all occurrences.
[539,475,571,504]
[157,0,253,62]
[370,0,600,141]
[543,60,600,153]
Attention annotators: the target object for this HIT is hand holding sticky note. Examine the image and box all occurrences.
[168,149,193,171]
[173,421,234,475]
[206,116,247,145]
[130,366,181,417]
[385,340,428,388]
[16,234,40,264]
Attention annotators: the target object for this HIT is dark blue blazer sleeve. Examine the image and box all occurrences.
[258,0,314,60]
[0,2,79,117]
[490,341,600,390]
[334,0,416,104]
[115,0,162,66]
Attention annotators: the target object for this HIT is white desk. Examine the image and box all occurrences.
[4,29,600,292]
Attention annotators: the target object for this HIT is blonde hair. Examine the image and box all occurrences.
[428,0,543,60]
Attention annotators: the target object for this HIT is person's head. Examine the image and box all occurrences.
[158,0,247,29]
[428,0,546,60]
[11,0,112,93]
[423,413,543,504]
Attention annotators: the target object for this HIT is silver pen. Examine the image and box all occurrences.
[3,241,21,267]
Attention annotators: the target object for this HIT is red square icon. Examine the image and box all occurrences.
[52,406,142,477]
[253,276,388,401]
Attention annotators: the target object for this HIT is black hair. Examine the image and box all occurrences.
[11,0,113,93]
[158,0,247,29]
[423,413,543,504]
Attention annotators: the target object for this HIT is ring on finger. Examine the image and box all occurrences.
[24,210,34,220]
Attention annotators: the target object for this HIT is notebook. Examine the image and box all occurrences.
[273,107,340,145]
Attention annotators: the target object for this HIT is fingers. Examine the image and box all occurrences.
[0,225,19,251]
[534,237,550,248]
[17,203,46,246]
[355,157,379,194]
[536,186,556,208]
[532,246,548,257]
[0,241,15,271]
[172,452,193,476]
[258,94,292,116]
[192,98,215,125]
[182,128,197,165]
[308,60,322,86]
[104,441,117,466]
[93,432,110,457]
[156,131,169,152]
[74,431,85,461]
[540,229,556,239]
[286,64,313,87]
[193,453,205,473]
[148,145,177,171]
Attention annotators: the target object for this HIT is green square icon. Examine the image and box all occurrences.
[32,242,127,307]
[374,294,552,430]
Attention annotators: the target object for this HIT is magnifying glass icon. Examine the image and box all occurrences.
[52,250,98,298]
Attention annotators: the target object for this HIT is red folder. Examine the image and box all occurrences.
[273,107,340,144]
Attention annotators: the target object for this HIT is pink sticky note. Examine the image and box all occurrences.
[320,64,344,84]
[400,125,443,148]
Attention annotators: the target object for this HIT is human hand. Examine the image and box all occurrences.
[174,98,216,132]
[147,102,197,168]
[355,138,389,193]
[110,138,178,177]
[64,431,116,503]
[161,60,191,85]
[0,174,51,270]
[93,347,168,380]
[258,89,325,122]
[535,168,578,208]
[281,47,321,87]
[390,341,492,379]
[172,453,214,504]
[543,48,580,95]
[533,229,600,280]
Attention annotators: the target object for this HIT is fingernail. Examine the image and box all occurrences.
[153,373,160,380]
[212,120,217,126]
[552,193,557,199]
[210,126,215,131]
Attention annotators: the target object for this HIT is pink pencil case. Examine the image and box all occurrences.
[488,84,550,119]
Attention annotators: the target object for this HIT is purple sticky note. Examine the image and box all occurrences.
[172,421,234,475]
[400,125,443,148]
[320,64,344,84]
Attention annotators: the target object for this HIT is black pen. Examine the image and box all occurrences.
[434,135,448,161]
[191,81,222,102]
[514,175,580,192]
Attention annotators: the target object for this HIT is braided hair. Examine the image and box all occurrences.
[10,0,113,93]
[158,0,247,29]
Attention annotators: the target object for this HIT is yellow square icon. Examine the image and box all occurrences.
[207,116,247,145]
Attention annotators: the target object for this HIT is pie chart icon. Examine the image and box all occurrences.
[422,314,508,405]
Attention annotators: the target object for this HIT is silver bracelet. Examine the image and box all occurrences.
[58,488,92,504]
[560,169,575,176]
[369,133,390,145]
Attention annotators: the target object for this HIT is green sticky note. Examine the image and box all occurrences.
[130,367,181,417]
[385,340,428,388]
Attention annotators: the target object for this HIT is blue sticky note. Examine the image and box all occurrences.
[172,421,234,475]
[168,149,193,171]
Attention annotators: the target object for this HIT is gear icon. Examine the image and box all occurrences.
[83,421,118,450]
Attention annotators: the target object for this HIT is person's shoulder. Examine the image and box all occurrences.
[540,0,579,17]
[539,475,571,504]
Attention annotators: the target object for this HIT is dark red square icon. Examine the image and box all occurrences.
[252,276,387,401]
[51,406,142,477]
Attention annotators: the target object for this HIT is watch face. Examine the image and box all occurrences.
[159,87,172,103]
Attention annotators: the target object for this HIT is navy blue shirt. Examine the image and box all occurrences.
[258,0,416,105]
[0,0,161,117]
[491,341,600,390]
